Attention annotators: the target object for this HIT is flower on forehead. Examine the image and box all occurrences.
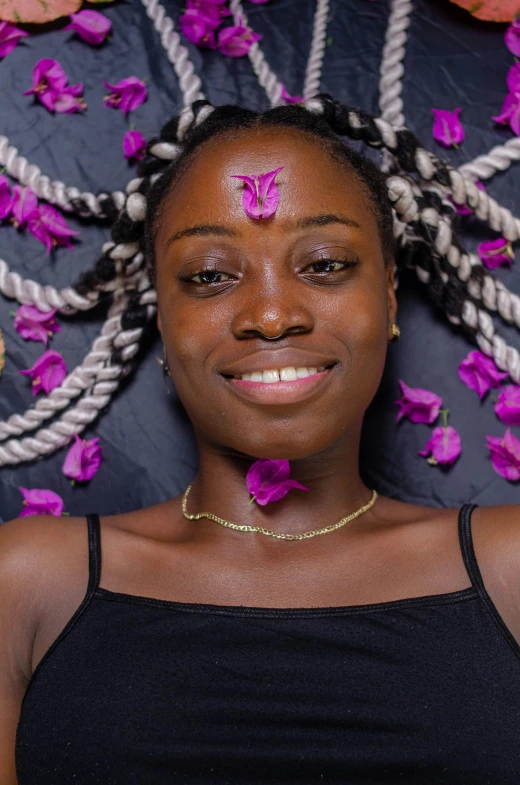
[432,108,464,148]
[458,350,508,399]
[486,428,520,482]
[103,76,147,114]
[0,21,29,59]
[14,304,61,345]
[217,19,262,57]
[64,10,112,46]
[11,185,38,228]
[494,385,520,426]
[246,459,309,506]
[0,175,14,220]
[419,425,461,466]
[394,380,442,424]
[281,83,304,104]
[505,19,520,57]
[62,433,102,482]
[19,487,65,517]
[123,129,147,161]
[27,204,80,254]
[231,166,283,220]
[477,237,515,269]
[19,349,67,395]
[450,179,485,215]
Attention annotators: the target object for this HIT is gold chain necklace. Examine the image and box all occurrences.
[181,483,378,541]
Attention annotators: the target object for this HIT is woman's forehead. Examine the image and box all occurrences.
[161,128,372,229]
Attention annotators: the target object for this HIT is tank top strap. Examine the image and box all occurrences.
[457,502,482,592]
[86,513,102,594]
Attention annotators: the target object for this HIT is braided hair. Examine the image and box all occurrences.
[1,94,519,465]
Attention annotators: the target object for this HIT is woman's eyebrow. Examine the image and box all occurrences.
[295,214,361,231]
[166,224,237,248]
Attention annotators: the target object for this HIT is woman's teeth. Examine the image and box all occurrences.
[236,367,326,383]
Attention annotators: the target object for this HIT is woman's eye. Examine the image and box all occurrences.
[184,270,232,285]
[307,259,357,274]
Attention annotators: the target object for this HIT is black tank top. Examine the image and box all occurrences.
[15,504,520,784]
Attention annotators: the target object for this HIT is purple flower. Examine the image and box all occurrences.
[281,83,304,104]
[103,76,147,115]
[0,21,29,59]
[62,433,102,482]
[23,58,69,112]
[247,0,270,3]
[458,350,508,400]
[432,108,465,148]
[477,237,515,269]
[217,19,262,57]
[19,487,65,517]
[27,204,80,254]
[486,428,520,482]
[53,83,87,114]
[494,385,520,427]
[11,185,38,228]
[419,425,461,466]
[14,304,61,346]
[180,9,218,48]
[123,129,147,161]
[19,349,67,395]
[64,10,112,46]
[450,179,485,215]
[492,64,520,136]
[505,20,520,58]
[0,175,14,220]
[231,166,283,220]
[394,380,442,424]
[246,458,309,506]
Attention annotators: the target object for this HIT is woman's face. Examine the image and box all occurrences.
[154,128,397,460]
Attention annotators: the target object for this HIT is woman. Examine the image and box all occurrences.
[2,100,520,783]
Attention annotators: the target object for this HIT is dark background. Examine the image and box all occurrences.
[0,0,519,522]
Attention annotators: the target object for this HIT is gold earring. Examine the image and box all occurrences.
[390,323,401,341]
[156,345,172,393]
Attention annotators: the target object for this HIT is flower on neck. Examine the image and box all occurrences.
[246,459,309,506]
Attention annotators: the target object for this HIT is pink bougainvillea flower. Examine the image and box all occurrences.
[0,21,29,58]
[231,166,283,219]
[64,10,112,45]
[477,237,515,269]
[19,349,67,395]
[62,433,102,482]
[505,19,520,56]
[19,487,65,517]
[494,385,520,426]
[0,175,14,220]
[492,66,520,136]
[450,179,485,215]
[486,428,520,482]
[394,380,442,424]
[103,76,147,114]
[14,304,61,345]
[432,107,465,148]
[27,204,80,254]
[180,9,218,48]
[246,458,309,506]
[23,58,69,111]
[123,129,147,161]
[11,185,38,228]
[217,19,262,57]
[458,350,508,399]
[281,83,304,104]
[419,425,461,466]
[53,83,87,113]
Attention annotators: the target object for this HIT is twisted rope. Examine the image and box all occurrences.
[379,0,413,127]
[459,137,520,183]
[303,0,330,99]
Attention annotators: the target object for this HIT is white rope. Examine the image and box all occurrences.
[459,137,520,183]
[0,135,125,219]
[140,0,205,106]
[303,0,330,99]
[228,0,283,106]
[379,0,413,127]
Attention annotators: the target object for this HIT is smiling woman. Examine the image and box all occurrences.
[5,99,520,784]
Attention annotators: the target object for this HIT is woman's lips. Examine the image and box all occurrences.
[222,366,336,404]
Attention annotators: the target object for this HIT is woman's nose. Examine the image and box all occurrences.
[230,284,315,340]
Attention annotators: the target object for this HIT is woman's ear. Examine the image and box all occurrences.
[386,263,398,337]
